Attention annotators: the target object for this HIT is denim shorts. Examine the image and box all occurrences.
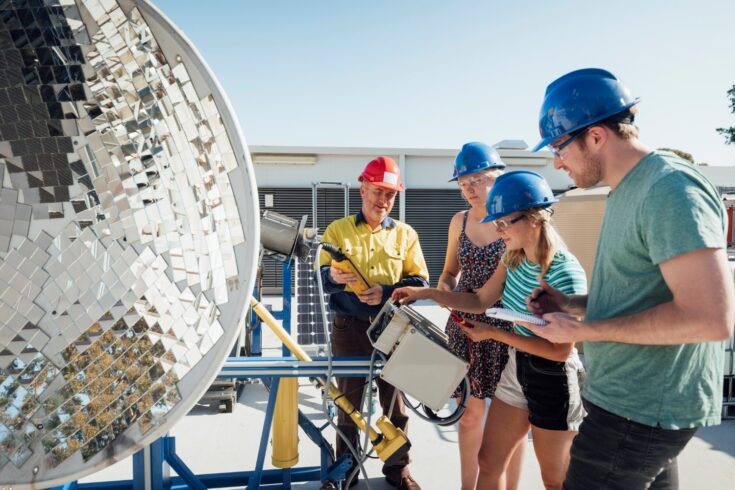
[494,347,586,431]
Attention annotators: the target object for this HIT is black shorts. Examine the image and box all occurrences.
[494,347,585,431]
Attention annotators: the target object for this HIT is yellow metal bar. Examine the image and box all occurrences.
[271,377,299,468]
[249,297,410,464]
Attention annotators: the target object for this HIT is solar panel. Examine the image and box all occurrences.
[292,183,349,352]
[294,240,330,351]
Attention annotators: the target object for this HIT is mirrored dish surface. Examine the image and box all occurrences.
[0,0,258,487]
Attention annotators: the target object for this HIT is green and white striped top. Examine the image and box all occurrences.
[502,250,588,337]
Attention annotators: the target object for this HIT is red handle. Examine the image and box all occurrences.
[449,310,472,328]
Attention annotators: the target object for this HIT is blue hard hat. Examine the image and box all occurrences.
[532,68,640,152]
[481,170,558,223]
[449,142,506,182]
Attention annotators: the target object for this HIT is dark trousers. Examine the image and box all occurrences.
[564,399,697,490]
[331,313,410,477]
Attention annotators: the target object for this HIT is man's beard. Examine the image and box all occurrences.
[573,148,604,188]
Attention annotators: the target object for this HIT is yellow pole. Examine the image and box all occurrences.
[249,297,410,465]
[271,377,299,468]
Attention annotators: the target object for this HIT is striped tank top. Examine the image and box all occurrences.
[502,250,587,337]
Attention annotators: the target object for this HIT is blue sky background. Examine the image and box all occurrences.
[152,0,735,166]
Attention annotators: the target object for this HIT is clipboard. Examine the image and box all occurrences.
[485,307,548,326]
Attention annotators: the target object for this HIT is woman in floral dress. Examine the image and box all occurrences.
[436,142,525,490]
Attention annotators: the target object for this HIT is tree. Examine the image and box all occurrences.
[716,85,735,145]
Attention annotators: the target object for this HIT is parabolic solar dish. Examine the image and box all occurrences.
[0,0,259,487]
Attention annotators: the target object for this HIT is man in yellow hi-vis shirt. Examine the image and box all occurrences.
[319,156,429,490]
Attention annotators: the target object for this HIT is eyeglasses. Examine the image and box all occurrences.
[549,127,588,159]
[493,215,526,232]
[457,175,488,190]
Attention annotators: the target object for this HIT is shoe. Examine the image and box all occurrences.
[385,472,421,490]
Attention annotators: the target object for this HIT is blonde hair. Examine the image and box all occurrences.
[481,168,504,180]
[503,207,567,277]
[600,105,640,140]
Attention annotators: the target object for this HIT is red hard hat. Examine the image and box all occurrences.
[358,156,405,191]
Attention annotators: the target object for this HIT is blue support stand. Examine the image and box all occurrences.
[163,438,205,490]
[248,377,281,490]
[131,437,166,490]
[50,482,77,490]
[250,279,262,357]
[251,260,293,357]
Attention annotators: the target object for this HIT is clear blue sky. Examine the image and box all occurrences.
[152,0,735,166]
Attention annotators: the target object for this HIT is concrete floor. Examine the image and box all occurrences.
[81,380,735,489]
[80,298,735,489]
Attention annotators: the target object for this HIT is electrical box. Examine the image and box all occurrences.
[368,302,469,411]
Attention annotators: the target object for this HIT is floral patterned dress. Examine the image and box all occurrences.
[446,211,512,399]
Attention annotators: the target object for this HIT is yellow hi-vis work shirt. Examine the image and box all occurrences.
[318,213,429,316]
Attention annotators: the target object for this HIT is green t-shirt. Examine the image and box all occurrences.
[584,151,727,429]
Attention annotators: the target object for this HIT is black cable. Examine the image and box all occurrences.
[404,376,470,426]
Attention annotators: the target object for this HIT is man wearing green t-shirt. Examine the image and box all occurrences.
[522,68,735,489]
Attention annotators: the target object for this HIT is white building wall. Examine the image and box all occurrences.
[249,145,735,197]
[249,145,575,191]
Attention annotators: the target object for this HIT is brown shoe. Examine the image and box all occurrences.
[385,473,421,490]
